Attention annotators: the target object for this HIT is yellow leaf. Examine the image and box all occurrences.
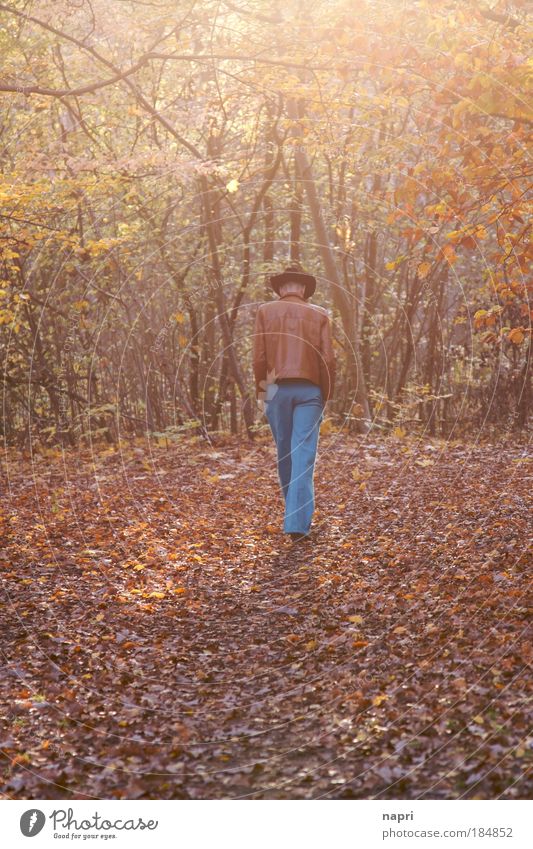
[147,591,165,599]
[305,639,317,651]
[417,261,432,279]
[474,309,488,328]
[372,694,389,707]
[385,255,406,271]
[320,417,336,435]
[446,229,462,243]
[347,615,363,625]
[454,52,471,70]
[226,178,239,193]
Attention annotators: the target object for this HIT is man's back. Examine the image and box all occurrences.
[253,293,336,402]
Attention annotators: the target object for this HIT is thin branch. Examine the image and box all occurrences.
[0,55,153,97]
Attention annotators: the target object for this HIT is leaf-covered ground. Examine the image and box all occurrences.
[1,431,531,799]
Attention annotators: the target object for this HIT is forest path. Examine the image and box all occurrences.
[1,432,531,799]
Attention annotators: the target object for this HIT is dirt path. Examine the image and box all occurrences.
[1,433,531,799]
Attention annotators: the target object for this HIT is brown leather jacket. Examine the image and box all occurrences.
[253,293,336,401]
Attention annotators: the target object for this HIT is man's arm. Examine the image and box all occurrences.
[319,313,336,402]
[252,305,267,399]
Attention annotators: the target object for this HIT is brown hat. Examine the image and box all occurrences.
[269,265,316,299]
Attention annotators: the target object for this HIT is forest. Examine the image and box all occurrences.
[0,0,531,803]
[0,0,531,444]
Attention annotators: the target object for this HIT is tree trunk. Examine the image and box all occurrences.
[290,169,303,263]
[200,174,255,438]
[287,96,371,432]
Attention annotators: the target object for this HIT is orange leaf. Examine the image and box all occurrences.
[508,327,524,344]
[442,244,457,265]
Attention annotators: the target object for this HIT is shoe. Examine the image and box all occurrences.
[288,532,309,543]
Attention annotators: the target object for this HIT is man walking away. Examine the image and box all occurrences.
[253,265,336,542]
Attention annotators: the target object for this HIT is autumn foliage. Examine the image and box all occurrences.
[0,0,531,444]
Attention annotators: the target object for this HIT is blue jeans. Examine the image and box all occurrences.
[264,380,324,534]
